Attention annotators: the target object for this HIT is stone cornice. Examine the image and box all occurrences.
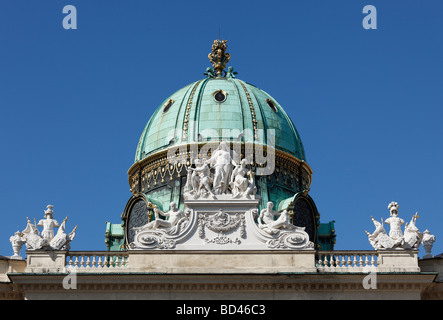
[9,273,435,293]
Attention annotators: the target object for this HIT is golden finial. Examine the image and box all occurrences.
[208,39,231,78]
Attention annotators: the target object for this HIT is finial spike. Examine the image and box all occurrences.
[208,39,231,78]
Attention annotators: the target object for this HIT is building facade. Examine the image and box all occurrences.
[1,40,441,300]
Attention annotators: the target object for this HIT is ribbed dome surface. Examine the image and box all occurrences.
[135,77,306,163]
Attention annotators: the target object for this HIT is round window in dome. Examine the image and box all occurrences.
[163,99,175,113]
[266,98,278,113]
[213,90,228,103]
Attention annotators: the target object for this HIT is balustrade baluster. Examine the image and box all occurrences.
[331,254,337,269]
[319,255,325,269]
[85,255,91,268]
[67,255,73,267]
[335,253,343,269]
[90,255,96,268]
[74,255,79,267]
[361,254,367,268]
[97,255,103,268]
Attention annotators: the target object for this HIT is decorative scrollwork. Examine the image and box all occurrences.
[198,209,245,245]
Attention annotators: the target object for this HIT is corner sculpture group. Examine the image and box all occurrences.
[366,201,436,257]
[9,205,77,259]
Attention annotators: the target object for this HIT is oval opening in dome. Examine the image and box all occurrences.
[213,90,227,103]
[266,98,278,113]
[163,99,174,113]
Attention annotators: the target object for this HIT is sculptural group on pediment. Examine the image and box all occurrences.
[129,141,314,251]
[132,201,189,236]
[9,205,77,259]
[254,201,314,250]
[184,141,257,200]
[366,201,436,255]
[129,201,192,249]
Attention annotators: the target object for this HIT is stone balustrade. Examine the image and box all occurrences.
[21,249,420,274]
[66,252,129,270]
[316,250,379,272]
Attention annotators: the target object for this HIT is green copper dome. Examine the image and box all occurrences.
[135,77,306,163]
[118,40,335,251]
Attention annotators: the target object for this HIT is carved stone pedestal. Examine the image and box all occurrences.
[24,251,67,273]
[377,250,420,273]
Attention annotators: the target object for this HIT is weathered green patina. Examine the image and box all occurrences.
[135,77,306,163]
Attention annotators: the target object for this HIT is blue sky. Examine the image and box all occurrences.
[0,0,442,257]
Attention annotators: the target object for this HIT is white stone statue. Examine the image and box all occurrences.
[37,205,60,241]
[258,201,300,235]
[366,217,400,250]
[186,159,215,198]
[230,159,257,199]
[403,214,423,249]
[421,229,436,259]
[9,231,26,259]
[50,216,78,250]
[384,202,404,240]
[130,202,192,249]
[366,201,433,251]
[17,205,77,251]
[207,141,237,195]
[133,202,188,235]
[22,217,48,250]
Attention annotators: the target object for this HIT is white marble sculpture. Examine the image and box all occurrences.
[403,214,423,249]
[37,205,60,240]
[133,201,188,235]
[13,205,77,254]
[207,141,237,195]
[384,202,404,240]
[255,201,314,250]
[129,141,314,251]
[50,216,78,250]
[366,217,400,250]
[130,202,191,249]
[184,141,256,200]
[421,229,436,259]
[9,231,26,259]
[185,159,215,198]
[129,195,314,251]
[21,217,49,250]
[230,159,257,199]
[366,201,430,251]
[258,202,299,235]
